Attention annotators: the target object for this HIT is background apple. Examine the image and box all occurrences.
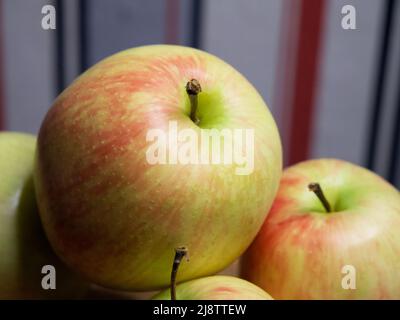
[153,275,273,300]
[34,45,282,291]
[241,158,400,299]
[0,132,86,299]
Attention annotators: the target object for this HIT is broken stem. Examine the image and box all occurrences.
[186,79,202,125]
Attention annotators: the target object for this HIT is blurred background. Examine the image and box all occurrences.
[0,0,399,299]
[0,0,399,184]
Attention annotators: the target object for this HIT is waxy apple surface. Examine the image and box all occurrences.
[153,275,273,300]
[34,45,282,290]
[241,159,400,299]
[0,132,86,299]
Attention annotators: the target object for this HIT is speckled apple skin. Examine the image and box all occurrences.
[34,45,282,291]
[241,159,400,299]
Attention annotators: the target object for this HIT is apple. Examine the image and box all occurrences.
[153,275,273,300]
[241,158,400,299]
[34,45,282,291]
[152,247,272,300]
[0,132,86,299]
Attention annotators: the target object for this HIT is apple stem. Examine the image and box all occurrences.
[170,246,189,300]
[186,79,202,125]
[308,183,331,213]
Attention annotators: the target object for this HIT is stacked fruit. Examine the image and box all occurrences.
[1,45,399,299]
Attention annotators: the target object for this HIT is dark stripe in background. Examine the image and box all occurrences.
[366,0,397,171]
[387,60,400,183]
[55,0,65,95]
[190,0,202,48]
[79,0,88,73]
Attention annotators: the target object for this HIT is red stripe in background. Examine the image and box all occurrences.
[0,0,5,130]
[165,0,180,44]
[273,0,301,167]
[288,0,327,165]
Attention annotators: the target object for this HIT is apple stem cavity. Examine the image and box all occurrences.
[170,246,189,300]
[186,79,202,125]
[308,183,331,213]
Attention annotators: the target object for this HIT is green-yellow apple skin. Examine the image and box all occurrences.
[153,275,273,300]
[34,45,282,290]
[0,132,87,299]
[241,158,400,299]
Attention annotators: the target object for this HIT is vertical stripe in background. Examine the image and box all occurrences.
[273,0,301,166]
[190,0,202,48]
[0,0,4,130]
[54,0,85,94]
[363,0,400,186]
[62,0,81,87]
[366,0,396,171]
[79,0,89,73]
[387,60,400,184]
[55,0,65,94]
[165,0,180,44]
[287,0,326,165]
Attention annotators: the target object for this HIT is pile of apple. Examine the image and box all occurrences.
[1,45,399,300]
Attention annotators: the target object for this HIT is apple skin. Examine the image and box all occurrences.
[153,275,273,300]
[241,158,400,299]
[0,132,87,299]
[34,45,282,291]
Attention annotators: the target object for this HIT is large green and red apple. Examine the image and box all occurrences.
[34,45,282,290]
[0,132,86,299]
[153,275,273,300]
[241,158,400,299]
